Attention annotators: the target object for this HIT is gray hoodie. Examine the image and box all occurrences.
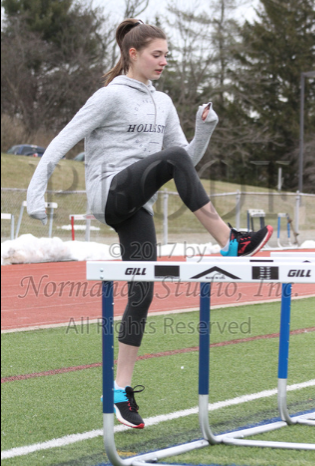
[27,76,218,224]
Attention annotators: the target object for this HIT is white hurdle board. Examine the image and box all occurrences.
[87,257,315,283]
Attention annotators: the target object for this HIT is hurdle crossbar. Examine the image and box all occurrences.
[86,257,315,466]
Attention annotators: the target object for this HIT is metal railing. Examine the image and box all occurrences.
[1,187,315,246]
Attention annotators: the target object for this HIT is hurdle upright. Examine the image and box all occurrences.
[86,256,315,466]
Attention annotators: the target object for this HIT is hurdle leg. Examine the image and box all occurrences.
[71,216,75,241]
[221,282,315,449]
[286,215,292,246]
[85,218,91,241]
[277,283,294,424]
[48,207,54,238]
[277,214,282,248]
[10,214,15,240]
[101,281,127,466]
[198,282,221,445]
[278,283,315,427]
[15,203,25,238]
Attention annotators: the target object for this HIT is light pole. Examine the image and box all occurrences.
[299,71,315,193]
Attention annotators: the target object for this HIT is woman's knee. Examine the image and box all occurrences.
[167,146,189,158]
[165,146,192,168]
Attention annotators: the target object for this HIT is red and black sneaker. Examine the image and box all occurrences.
[221,224,273,257]
[114,385,145,429]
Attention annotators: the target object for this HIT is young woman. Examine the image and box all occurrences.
[27,18,273,429]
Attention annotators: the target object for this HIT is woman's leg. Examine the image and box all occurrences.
[105,146,229,246]
[105,146,272,253]
[116,343,139,389]
[193,203,230,247]
[111,208,157,387]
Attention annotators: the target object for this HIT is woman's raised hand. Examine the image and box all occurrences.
[202,103,211,121]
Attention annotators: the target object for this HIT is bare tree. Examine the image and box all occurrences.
[158,2,215,130]
[123,0,150,18]
[154,0,275,182]
[1,2,113,147]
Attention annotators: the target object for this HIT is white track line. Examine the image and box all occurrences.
[2,379,315,460]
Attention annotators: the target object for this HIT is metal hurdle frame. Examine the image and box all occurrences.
[15,200,58,238]
[1,213,15,240]
[277,213,295,249]
[247,209,265,232]
[69,214,96,241]
[86,256,315,466]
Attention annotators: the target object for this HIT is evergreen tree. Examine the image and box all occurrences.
[231,0,315,191]
[2,0,73,44]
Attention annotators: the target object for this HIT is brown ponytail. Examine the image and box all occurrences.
[104,18,166,86]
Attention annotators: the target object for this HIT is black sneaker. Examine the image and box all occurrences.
[221,224,273,257]
[114,385,145,429]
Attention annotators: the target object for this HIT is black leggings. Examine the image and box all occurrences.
[105,146,210,347]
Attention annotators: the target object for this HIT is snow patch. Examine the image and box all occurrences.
[1,235,314,266]
[299,240,315,249]
[1,235,70,265]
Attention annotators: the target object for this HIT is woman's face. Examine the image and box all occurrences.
[127,39,168,84]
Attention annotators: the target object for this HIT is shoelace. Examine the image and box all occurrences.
[125,385,145,412]
[228,223,251,243]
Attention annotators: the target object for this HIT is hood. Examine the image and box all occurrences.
[108,75,156,94]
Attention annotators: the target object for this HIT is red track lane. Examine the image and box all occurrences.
[1,251,315,331]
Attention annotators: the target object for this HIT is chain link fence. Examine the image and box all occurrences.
[1,188,116,245]
[1,187,315,247]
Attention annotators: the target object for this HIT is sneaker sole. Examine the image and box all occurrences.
[114,405,145,429]
[241,225,274,257]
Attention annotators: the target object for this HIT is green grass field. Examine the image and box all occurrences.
[1,298,315,466]
[1,152,276,193]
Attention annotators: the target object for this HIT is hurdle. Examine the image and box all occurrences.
[86,256,315,466]
[247,209,265,232]
[69,214,96,241]
[1,213,15,240]
[15,201,58,238]
[277,213,300,248]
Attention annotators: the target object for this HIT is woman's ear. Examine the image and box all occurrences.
[129,48,138,61]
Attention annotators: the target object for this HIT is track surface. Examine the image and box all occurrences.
[1,251,315,331]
